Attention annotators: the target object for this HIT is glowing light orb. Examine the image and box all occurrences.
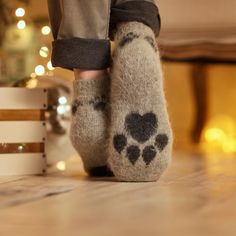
[35,65,45,76]
[17,20,26,29]
[15,8,25,17]
[39,46,49,58]
[41,26,51,35]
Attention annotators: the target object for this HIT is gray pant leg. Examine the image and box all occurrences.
[47,0,111,70]
[110,0,160,39]
[47,0,160,70]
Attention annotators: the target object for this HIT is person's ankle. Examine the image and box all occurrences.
[74,69,108,80]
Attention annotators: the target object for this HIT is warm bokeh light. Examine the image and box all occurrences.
[47,61,55,71]
[18,144,24,151]
[201,116,236,153]
[57,105,66,115]
[58,96,67,105]
[204,128,226,143]
[15,8,25,17]
[41,26,51,35]
[35,65,45,76]
[56,161,66,171]
[17,20,26,29]
[39,46,49,58]
[26,78,38,88]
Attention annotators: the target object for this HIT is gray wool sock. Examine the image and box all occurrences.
[70,75,113,176]
[108,22,173,182]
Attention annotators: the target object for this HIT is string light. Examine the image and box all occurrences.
[58,96,67,105]
[57,105,66,115]
[15,8,25,17]
[56,161,66,171]
[47,61,55,71]
[35,65,45,76]
[39,46,49,58]
[17,20,26,29]
[18,144,25,152]
[41,26,51,35]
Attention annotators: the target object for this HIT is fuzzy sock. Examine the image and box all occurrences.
[108,22,173,182]
[70,75,113,176]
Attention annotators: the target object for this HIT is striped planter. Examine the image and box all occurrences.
[0,88,48,176]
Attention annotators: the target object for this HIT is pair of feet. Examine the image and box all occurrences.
[70,22,173,182]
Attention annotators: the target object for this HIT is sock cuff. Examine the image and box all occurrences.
[115,22,155,42]
[73,75,110,99]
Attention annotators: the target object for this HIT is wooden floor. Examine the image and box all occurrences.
[0,145,236,235]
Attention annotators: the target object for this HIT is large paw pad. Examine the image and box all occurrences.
[125,112,157,143]
[113,112,169,165]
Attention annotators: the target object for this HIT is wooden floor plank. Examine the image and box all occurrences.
[0,153,235,236]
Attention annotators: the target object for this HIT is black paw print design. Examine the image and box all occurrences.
[118,32,157,52]
[71,96,107,115]
[113,112,168,165]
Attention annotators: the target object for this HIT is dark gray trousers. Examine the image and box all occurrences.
[47,0,160,70]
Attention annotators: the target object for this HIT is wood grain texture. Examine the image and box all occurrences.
[0,153,235,236]
[0,88,47,110]
[0,110,45,121]
[0,121,46,143]
[0,143,44,154]
[0,153,47,176]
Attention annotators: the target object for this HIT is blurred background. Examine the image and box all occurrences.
[0,2,236,234]
[0,0,236,165]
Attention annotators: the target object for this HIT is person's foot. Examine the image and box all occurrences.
[70,75,112,176]
[108,22,173,182]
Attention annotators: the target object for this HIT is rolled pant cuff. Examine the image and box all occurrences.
[110,1,161,40]
[51,38,111,70]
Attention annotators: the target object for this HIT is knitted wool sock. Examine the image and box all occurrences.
[70,75,113,176]
[108,22,173,182]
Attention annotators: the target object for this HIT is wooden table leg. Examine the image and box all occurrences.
[190,63,208,143]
